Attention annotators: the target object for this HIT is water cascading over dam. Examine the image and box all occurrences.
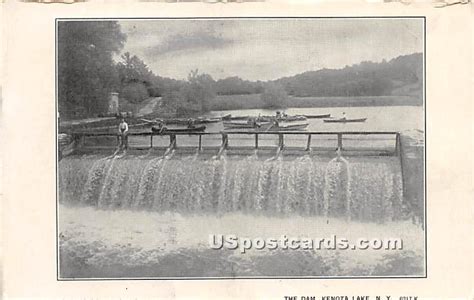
[59,153,404,222]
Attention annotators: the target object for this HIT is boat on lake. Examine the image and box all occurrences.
[221,114,250,121]
[151,125,206,133]
[143,117,219,125]
[195,117,221,124]
[323,118,367,123]
[222,114,307,122]
[223,121,270,129]
[268,122,309,131]
[260,115,307,122]
[303,113,331,119]
[172,118,219,124]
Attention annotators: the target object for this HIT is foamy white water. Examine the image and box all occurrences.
[60,154,405,221]
[59,204,424,273]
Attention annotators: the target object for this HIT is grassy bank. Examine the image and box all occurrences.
[210,94,422,111]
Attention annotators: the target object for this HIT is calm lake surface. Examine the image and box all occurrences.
[206,105,424,133]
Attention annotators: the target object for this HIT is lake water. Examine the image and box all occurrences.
[206,105,424,133]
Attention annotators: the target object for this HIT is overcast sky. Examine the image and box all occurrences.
[118,18,423,81]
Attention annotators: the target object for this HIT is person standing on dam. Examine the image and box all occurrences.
[187,118,196,129]
[118,118,129,150]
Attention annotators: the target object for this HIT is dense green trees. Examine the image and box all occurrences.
[116,52,154,103]
[57,22,186,117]
[275,54,422,97]
[120,82,150,104]
[211,54,421,98]
[261,83,288,108]
[161,69,217,116]
[58,21,126,117]
[215,76,263,95]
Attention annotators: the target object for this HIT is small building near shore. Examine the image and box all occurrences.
[108,92,119,114]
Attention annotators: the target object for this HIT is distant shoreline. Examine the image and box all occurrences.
[60,95,422,122]
[210,94,422,111]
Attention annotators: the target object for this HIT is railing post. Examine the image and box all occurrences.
[198,135,202,151]
[279,133,284,150]
[395,133,400,156]
[255,133,259,149]
[337,133,343,150]
[306,134,312,151]
[222,133,228,150]
[170,134,176,149]
[150,134,153,149]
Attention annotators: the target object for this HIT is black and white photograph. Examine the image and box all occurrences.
[57,18,425,279]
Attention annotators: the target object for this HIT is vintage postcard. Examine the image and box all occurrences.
[56,17,425,279]
[2,1,472,299]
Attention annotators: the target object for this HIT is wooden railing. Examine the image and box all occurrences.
[71,130,401,156]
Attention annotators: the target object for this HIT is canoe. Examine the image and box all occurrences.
[279,115,307,122]
[224,123,258,129]
[229,115,250,121]
[223,121,263,129]
[268,123,309,131]
[304,113,331,119]
[220,114,250,121]
[149,118,219,125]
[323,118,367,123]
[260,115,307,122]
[151,125,206,133]
[195,117,221,124]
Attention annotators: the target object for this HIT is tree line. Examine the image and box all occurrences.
[58,21,423,118]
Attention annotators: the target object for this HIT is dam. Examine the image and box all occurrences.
[58,127,425,277]
[59,130,418,223]
[58,126,424,278]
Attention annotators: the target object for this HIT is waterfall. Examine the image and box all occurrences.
[60,153,405,222]
[255,159,271,212]
[215,155,228,212]
[230,158,244,211]
[267,156,283,213]
[135,157,164,208]
[80,158,110,205]
[242,151,261,211]
[294,155,313,215]
[323,155,351,218]
[153,157,171,210]
[345,158,353,221]
[97,157,118,208]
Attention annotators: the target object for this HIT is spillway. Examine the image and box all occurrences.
[59,153,405,222]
